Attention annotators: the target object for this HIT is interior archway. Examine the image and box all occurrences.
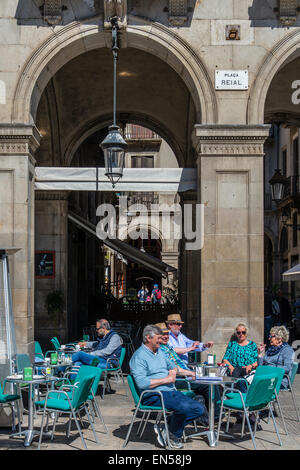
[35,47,199,168]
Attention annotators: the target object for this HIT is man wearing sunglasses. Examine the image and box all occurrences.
[72,319,123,370]
[166,314,214,364]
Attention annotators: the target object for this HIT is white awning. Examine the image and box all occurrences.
[282,264,300,281]
[34,167,197,192]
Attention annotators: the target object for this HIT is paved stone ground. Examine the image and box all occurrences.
[0,375,300,451]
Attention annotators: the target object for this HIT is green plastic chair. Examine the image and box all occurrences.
[34,341,44,360]
[253,366,288,434]
[216,373,283,450]
[223,366,287,435]
[50,337,76,352]
[101,347,127,399]
[0,380,21,433]
[16,353,31,372]
[123,374,172,449]
[36,374,98,450]
[34,341,56,360]
[56,365,107,433]
[280,362,300,422]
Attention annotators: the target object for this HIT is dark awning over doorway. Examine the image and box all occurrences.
[68,212,176,278]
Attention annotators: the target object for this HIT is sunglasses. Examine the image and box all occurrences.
[269,335,276,339]
[236,331,246,335]
[170,322,182,326]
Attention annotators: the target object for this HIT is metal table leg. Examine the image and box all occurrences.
[10,383,40,446]
[189,383,234,447]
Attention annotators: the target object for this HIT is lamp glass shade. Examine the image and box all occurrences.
[269,169,288,201]
[100,125,127,187]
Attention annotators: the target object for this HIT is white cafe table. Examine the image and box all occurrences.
[6,375,59,447]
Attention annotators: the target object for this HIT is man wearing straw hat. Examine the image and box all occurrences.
[155,322,213,425]
[129,324,206,449]
[166,314,214,364]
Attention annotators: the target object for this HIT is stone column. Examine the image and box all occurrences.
[0,125,40,357]
[179,190,199,338]
[34,191,69,344]
[193,125,270,361]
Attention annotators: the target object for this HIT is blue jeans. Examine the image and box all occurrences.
[142,390,205,438]
[72,351,108,369]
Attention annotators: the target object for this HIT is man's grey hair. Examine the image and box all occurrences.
[98,319,111,331]
[143,325,163,343]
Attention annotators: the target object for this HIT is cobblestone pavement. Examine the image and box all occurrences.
[0,375,299,451]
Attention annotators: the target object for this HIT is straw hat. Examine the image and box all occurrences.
[155,322,169,333]
[166,314,184,324]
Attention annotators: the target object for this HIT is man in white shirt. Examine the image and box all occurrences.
[166,314,214,363]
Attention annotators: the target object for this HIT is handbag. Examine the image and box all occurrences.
[231,366,247,378]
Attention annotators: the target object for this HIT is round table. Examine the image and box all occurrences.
[188,376,239,447]
[6,375,59,447]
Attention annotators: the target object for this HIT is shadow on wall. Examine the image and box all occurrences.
[15,0,103,27]
[248,0,285,28]
[15,0,197,28]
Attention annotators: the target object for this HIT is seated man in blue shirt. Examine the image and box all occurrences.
[72,319,123,369]
[129,324,206,449]
[166,314,214,363]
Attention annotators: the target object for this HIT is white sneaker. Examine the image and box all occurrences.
[154,423,166,448]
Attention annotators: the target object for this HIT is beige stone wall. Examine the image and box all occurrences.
[0,126,39,358]
[1,1,300,355]
[194,125,269,361]
[34,194,68,344]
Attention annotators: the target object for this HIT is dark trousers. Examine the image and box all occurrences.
[142,390,205,438]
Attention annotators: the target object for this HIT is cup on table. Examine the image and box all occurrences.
[75,344,81,351]
[45,357,50,365]
[61,345,66,350]
[196,366,204,378]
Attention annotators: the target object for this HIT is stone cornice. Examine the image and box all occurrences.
[0,125,41,161]
[169,0,188,26]
[35,191,69,201]
[192,125,270,157]
[279,0,298,26]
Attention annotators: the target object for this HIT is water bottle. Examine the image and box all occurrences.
[11,357,17,376]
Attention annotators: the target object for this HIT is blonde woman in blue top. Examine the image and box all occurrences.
[223,322,258,377]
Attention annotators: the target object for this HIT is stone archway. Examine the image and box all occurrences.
[12,19,218,126]
[64,112,186,168]
[247,29,300,124]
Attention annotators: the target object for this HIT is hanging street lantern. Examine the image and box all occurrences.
[269,168,288,202]
[100,17,127,188]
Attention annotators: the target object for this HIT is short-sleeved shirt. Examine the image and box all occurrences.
[167,331,207,363]
[129,344,176,393]
[223,340,258,367]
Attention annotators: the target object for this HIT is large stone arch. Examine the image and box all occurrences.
[248,29,300,124]
[12,18,218,126]
[64,112,184,167]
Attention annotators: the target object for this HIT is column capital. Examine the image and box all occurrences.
[35,191,70,201]
[192,124,270,157]
[0,124,41,162]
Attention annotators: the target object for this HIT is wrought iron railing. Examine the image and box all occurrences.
[284,176,300,198]
[264,192,273,210]
[128,192,159,210]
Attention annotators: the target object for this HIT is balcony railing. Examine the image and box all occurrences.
[128,192,159,211]
[264,193,273,211]
[284,176,300,198]
[125,128,159,140]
